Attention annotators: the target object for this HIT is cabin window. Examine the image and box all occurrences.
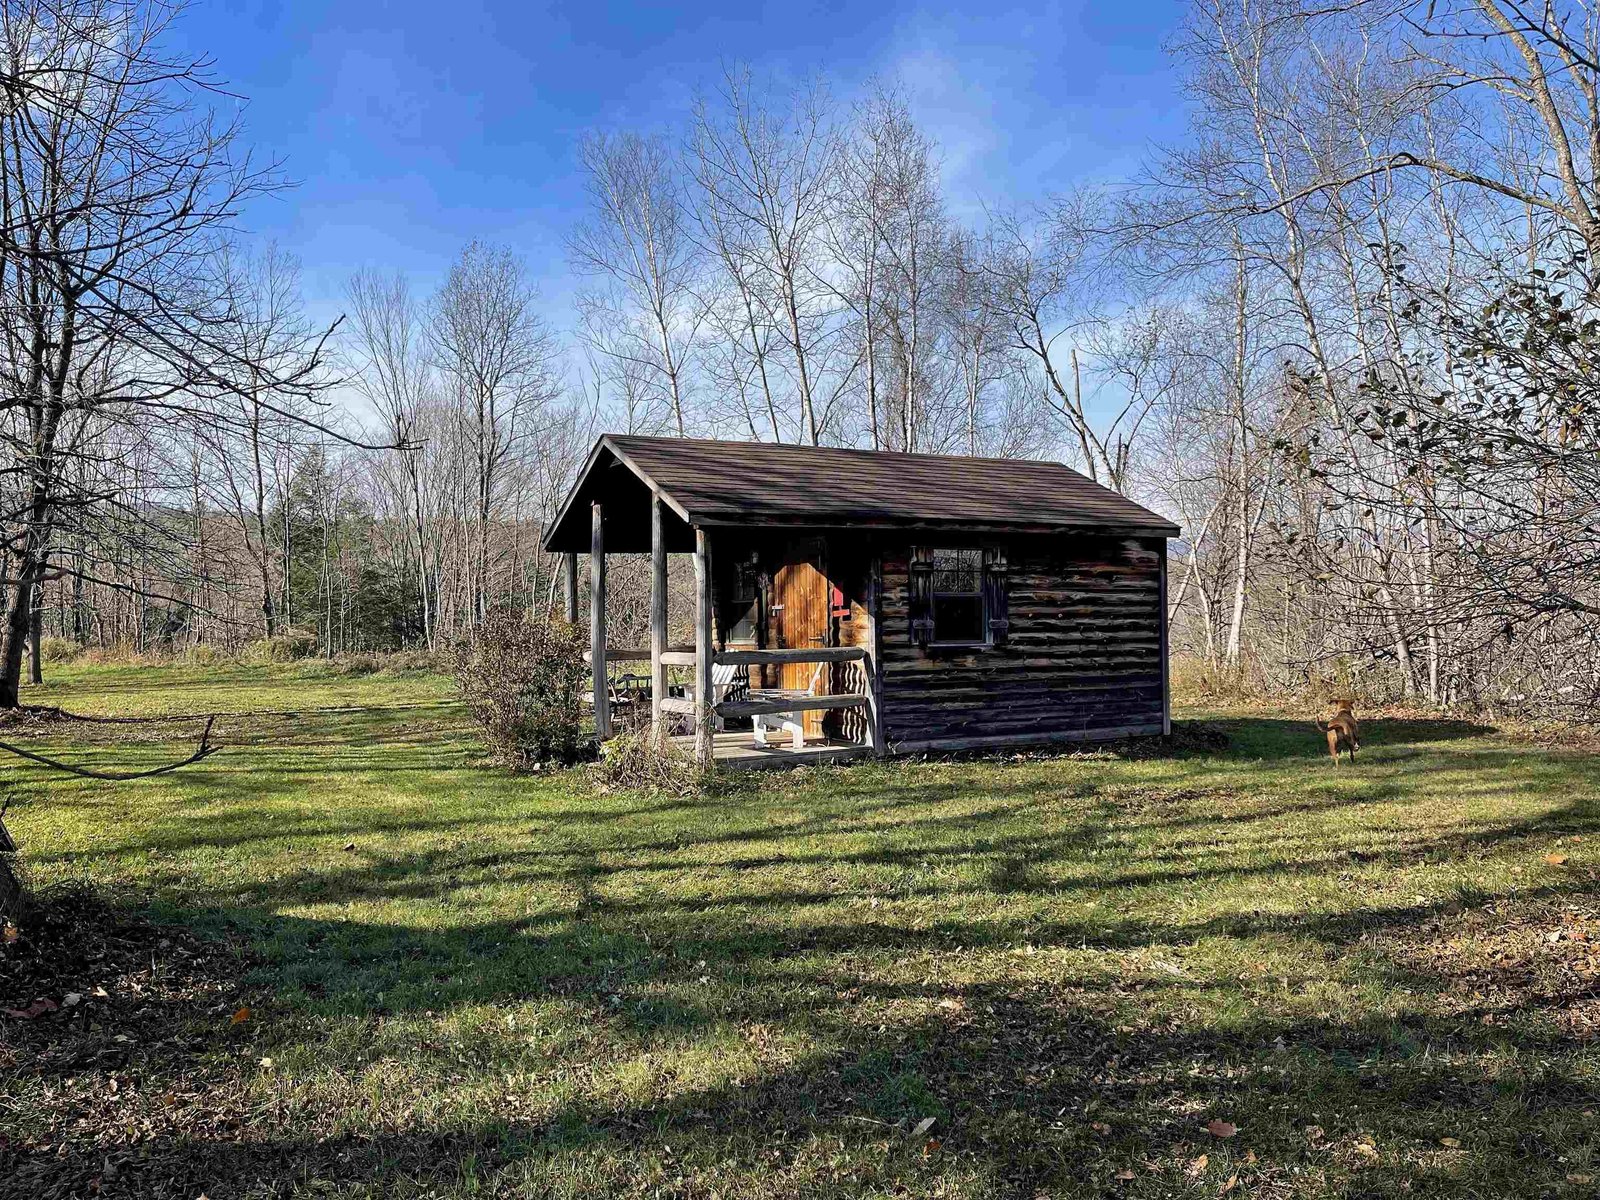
[929,549,985,643]
[910,547,1009,647]
[726,558,763,643]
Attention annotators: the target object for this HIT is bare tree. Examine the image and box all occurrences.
[986,198,1157,488]
[429,242,561,625]
[203,243,321,639]
[689,68,843,445]
[0,0,336,705]
[345,268,436,646]
[852,83,948,453]
[570,132,703,436]
[944,230,1007,456]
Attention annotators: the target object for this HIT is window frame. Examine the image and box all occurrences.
[926,547,990,648]
[909,545,1009,650]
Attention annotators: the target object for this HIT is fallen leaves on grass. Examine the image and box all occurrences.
[4,996,57,1019]
[230,1005,251,1025]
[1205,1118,1239,1138]
[1382,898,1600,1037]
[1,886,261,1198]
[1546,853,1570,866]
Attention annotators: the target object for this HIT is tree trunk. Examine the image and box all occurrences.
[29,586,42,685]
[783,277,819,445]
[0,563,40,708]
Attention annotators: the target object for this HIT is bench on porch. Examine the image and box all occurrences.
[709,651,877,754]
[748,661,826,750]
[659,651,873,753]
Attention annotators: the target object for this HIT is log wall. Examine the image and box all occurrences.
[877,534,1165,750]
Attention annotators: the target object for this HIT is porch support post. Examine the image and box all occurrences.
[591,503,610,741]
[863,648,884,756]
[650,494,668,740]
[1159,539,1171,737]
[562,553,578,625]
[693,525,714,769]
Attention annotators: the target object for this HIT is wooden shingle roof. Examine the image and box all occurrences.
[542,435,1178,553]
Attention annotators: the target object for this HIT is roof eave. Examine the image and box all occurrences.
[540,435,698,553]
[543,434,1182,549]
[692,514,1181,538]
[539,436,611,553]
[601,436,693,524]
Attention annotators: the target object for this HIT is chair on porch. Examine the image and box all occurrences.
[605,672,651,732]
[681,661,750,732]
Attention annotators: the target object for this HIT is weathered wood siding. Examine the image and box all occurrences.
[878,535,1165,750]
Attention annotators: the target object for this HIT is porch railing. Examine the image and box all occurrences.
[583,646,691,664]
[612,645,881,754]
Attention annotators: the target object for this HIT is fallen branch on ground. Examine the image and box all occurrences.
[0,716,219,779]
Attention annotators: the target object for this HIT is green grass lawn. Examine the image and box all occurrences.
[3,661,1599,1198]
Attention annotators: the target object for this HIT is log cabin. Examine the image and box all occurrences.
[542,435,1180,769]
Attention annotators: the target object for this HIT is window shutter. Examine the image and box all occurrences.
[984,547,1010,646]
[908,547,934,646]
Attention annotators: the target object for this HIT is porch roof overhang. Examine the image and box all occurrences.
[541,434,1181,555]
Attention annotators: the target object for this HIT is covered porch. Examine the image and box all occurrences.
[547,442,882,768]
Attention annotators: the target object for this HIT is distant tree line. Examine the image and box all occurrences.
[11,0,1600,721]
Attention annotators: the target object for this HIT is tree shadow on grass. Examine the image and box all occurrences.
[8,894,1599,1199]
[1200,714,1499,764]
[45,742,1581,927]
[6,704,1599,1197]
[8,889,1599,1199]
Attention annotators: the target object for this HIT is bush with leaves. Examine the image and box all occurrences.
[454,611,591,769]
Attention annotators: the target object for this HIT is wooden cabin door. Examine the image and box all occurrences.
[772,538,830,738]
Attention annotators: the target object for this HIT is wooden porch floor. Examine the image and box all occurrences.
[670,730,873,771]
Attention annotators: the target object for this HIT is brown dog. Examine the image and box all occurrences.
[1316,699,1360,765]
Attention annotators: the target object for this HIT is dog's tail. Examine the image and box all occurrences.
[1314,718,1329,732]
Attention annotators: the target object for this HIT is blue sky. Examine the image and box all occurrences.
[171,0,1187,333]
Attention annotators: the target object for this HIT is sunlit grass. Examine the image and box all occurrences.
[4,660,1599,1197]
